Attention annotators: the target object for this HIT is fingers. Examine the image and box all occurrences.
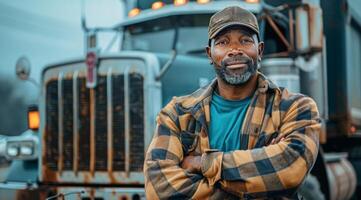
[270,137,285,145]
[181,156,202,173]
[271,138,276,145]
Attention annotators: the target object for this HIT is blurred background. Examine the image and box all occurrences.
[0,0,123,136]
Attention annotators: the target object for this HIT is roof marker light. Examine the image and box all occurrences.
[197,0,210,4]
[128,8,141,17]
[245,0,259,3]
[152,1,165,10]
[174,0,188,6]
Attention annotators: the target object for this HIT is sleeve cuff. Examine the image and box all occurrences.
[201,151,223,186]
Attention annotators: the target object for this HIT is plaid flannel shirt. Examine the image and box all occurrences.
[144,72,320,199]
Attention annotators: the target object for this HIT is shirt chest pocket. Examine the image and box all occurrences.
[179,119,202,155]
[254,113,281,148]
[180,131,199,155]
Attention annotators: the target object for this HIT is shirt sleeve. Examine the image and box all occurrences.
[144,102,218,199]
[201,96,321,198]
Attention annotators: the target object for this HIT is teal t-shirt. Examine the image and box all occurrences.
[209,91,252,152]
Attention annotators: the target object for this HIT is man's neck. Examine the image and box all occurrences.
[216,74,258,100]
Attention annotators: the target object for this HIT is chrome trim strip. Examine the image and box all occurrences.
[0,182,38,190]
[102,187,145,193]
[57,187,145,196]
[124,66,130,177]
[72,71,79,174]
[107,68,113,172]
[90,87,96,176]
[57,72,64,174]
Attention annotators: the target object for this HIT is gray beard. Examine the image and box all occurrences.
[214,59,259,86]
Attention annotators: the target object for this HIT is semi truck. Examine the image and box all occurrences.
[0,0,361,199]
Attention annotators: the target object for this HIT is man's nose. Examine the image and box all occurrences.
[227,46,244,57]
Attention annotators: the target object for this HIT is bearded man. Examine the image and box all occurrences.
[144,6,320,199]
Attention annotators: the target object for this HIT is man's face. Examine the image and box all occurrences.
[206,27,264,86]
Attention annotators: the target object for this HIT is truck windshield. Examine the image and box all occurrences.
[122,14,211,56]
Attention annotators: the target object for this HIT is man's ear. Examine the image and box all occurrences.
[258,41,264,58]
[205,46,214,65]
[206,46,211,60]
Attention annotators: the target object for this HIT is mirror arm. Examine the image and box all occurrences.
[265,15,290,49]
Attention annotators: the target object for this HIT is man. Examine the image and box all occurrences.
[144,6,320,199]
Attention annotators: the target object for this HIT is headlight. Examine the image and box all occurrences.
[6,144,19,157]
[5,140,37,160]
[20,144,33,155]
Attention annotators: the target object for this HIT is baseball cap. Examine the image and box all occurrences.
[208,6,259,41]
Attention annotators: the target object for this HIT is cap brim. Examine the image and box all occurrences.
[209,21,259,40]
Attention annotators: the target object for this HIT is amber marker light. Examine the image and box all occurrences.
[197,0,210,4]
[174,0,188,6]
[128,8,141,17]
[350,125,357,134]
[28,106,40,130]
[245,0,259,3]
[152,1,165,10]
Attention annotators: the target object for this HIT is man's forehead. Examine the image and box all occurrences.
[215,26,255,39]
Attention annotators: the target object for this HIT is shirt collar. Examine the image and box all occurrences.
[177,71,280,110]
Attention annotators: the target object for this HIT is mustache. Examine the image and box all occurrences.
[221,55,252,67]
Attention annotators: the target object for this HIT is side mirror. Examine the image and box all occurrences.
[15,56,31,80]
[14,56,41,99]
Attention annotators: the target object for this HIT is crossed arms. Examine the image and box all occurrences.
[144,96,320,199]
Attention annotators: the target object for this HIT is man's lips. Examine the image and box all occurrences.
[225,61,248,69]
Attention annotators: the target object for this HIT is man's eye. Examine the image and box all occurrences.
[241,39,254,45]
[216,40,228,45]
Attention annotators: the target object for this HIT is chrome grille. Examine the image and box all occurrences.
[44,73,144,173]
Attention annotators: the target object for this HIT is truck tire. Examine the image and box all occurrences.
[348,146,361,199]
[297,174,325,200]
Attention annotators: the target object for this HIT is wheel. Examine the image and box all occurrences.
[348,146,361,199]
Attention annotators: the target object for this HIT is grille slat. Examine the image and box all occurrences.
[73,71,79,172]
[57,73,64,172]
[45,71,144,176]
